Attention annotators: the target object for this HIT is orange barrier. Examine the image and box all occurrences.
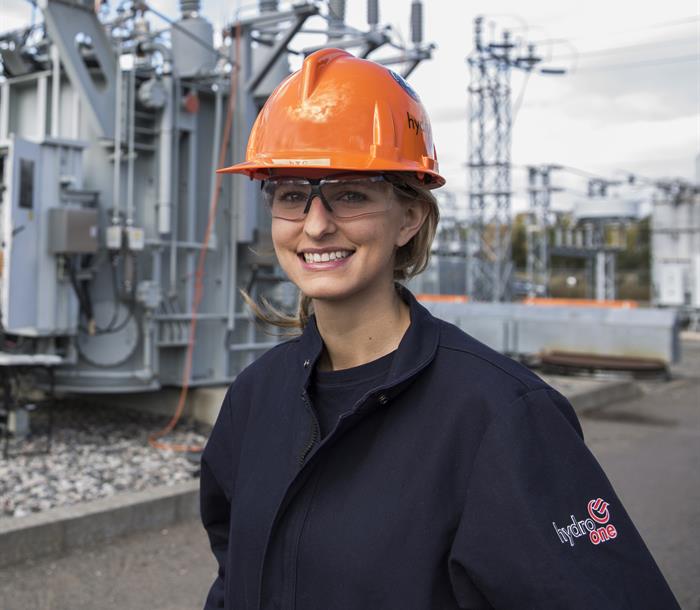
[521,297,638,309]
[417,294,469,303]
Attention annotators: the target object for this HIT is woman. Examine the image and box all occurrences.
[200,49,678,609]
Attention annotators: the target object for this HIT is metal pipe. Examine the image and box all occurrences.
[209,82,223,236]
[226,62,239,331]
[126,55,136,226]
[158,76,174,235]
[71,86,81,139]
[50,43,61,138]
[112,55,123,226]
[228,341,280,352]
[168,80,180,298]
[143,312,154,378]
[37,75,48,139]
[154,313,227,320]
[0,82,9,139]
[186,124,197,314]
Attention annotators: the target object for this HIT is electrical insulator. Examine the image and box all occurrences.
[411,0,423,44]
[367,0,379,28]
[180,0,200,18]
[259,0,278,12]
[329,0,346,26]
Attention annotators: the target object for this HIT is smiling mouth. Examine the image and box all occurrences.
[300,250,354,263]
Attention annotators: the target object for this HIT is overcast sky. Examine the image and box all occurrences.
[3,0,699,212]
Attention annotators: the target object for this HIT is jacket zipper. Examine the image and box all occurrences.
[259,352,436,610]
[299,390,320,467]
[297,353,433,468]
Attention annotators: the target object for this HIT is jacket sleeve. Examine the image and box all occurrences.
[200,385,237,609]
[447,387,680,610]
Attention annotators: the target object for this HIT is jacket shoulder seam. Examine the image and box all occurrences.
[437,343,536,391]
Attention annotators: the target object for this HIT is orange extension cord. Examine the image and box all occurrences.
[148,25,241,453]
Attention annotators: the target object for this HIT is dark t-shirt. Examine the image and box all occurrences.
[310,350,395,439]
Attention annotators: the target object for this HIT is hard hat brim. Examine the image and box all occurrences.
[217,158,446,189]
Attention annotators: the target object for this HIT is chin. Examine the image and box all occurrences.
[294,278,359,302]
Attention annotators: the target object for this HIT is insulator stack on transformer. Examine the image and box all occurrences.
[367,0,379,29]
[410,0,423,44]
[180,0,200,18]
[329,0,346,29]
[259,0,278,12]
[171,0,216,77]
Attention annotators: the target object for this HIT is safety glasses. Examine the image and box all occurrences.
[261,173,418,221]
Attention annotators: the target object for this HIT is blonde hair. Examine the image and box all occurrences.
[242,174,440,332]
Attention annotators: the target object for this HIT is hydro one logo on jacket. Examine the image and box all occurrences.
[553,498,618,547]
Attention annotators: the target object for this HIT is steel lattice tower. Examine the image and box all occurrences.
[466,17,542,301]
[525,165,561,297]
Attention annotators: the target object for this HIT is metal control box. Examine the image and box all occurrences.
[47,207,98,254]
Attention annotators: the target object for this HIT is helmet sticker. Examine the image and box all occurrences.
[270,158,331,166]
[388,69,421,102]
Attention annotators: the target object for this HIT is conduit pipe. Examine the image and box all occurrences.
[112,54,123,226]
[126,52,136,226]
[51,43,60,138]
[157,75,174,235]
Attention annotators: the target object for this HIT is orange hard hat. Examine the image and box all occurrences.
[218,48,445,188]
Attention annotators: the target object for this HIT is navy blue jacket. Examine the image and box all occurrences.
[200,287,679,609]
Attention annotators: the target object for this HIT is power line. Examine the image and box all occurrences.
[530,15,700,47]
[549,36,698,62]
[575,53,698,72]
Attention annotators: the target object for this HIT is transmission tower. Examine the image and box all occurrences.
[466,17,549,301]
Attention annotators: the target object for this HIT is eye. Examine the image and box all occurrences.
[275,189,308,204]
[334,190,368,204]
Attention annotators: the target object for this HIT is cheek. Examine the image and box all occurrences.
[271,221,293,251]
[271,222,298,268]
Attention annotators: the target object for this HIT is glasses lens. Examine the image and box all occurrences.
[263,179,311,220]
[318,175,390,218]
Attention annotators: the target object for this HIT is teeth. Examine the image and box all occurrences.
[303,250,352,263]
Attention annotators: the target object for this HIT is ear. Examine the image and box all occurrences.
[395,199,430,248]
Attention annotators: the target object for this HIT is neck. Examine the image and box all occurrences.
[312,282,410,371]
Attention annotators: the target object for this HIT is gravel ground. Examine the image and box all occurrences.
[0,401,206,519]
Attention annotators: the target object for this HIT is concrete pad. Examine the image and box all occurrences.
[539,374,643,414]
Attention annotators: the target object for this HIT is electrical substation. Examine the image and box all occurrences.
[0,0,435,400]
[1,4,698,604]
[0,0,697,438]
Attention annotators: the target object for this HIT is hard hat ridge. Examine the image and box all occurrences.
[218,48,446,188]
[371,99,400,161]
[300,48,348,101]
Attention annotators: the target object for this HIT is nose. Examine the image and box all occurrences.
[303,196,336,239]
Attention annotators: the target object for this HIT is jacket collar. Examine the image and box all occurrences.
[296,284,441,390]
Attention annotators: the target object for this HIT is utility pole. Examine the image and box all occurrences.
[466,17,563,302]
